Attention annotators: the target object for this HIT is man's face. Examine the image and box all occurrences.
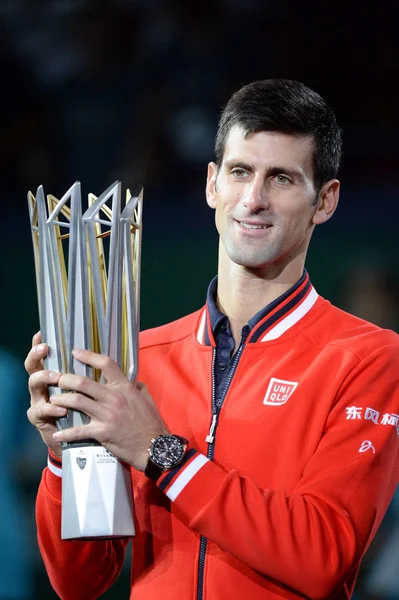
[206,126,323,271]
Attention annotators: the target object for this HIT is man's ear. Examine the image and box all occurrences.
[206,162,218,209]
[312,179,340,225]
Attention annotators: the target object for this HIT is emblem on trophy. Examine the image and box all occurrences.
[27,181,143,540]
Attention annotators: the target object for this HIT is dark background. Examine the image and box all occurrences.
[1,0,399,598]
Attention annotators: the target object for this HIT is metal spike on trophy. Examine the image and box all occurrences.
[27,181,143,540]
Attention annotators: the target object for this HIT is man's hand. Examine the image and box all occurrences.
[49,348,169,471]
[25,332,65,458]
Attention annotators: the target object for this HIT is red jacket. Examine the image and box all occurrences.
[37,284,399,599]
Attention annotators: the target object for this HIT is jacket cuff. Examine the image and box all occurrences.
[48,449,62,476]
[156,448,226,518]
[45,450,63,499]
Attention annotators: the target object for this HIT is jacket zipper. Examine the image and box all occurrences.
[196,344,244,600]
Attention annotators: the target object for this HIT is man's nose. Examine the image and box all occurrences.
[242,178,270,212]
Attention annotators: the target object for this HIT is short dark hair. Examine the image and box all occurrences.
[215,79,342,191]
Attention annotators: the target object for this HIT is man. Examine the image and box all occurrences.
[25,79,399,599]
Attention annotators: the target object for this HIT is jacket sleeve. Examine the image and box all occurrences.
[36,466,129,600]
[155,344,399,599]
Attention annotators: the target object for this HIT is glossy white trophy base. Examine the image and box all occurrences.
[61,445,135,540]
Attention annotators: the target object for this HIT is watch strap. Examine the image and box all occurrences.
[144,457,164,482]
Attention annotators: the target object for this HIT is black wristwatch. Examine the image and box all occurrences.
[144,434,189,481]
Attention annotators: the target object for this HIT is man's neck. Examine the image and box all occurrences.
[216,250,306,349]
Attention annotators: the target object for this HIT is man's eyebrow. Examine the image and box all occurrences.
[223,159,254,171]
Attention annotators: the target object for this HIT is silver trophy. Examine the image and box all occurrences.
[27,181,143,540]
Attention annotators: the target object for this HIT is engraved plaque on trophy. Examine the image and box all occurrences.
[27,181,143,540]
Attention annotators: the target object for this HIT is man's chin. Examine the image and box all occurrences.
[222,238,279,270]
[228,252,276,270]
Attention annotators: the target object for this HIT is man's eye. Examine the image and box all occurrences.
[275,175,291,185]
[232,169,247,178]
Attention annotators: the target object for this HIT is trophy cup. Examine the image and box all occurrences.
[27,181,143,540]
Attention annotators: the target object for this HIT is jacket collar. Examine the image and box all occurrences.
[196,270,318,346]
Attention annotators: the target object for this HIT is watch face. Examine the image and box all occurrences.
[151,435,186,469]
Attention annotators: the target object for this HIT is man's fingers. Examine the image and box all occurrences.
[25,342,49,375]
[72,349,125,383]
[29,370,60,400]
[57,371,113,404]
[38,401,68,421]
[27,400,67,426]
[53,425,94,444]
[50,392,105,419]
[32,331,42,346]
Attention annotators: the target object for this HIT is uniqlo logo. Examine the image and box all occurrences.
[263,378,298,406]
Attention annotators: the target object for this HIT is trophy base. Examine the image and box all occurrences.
[61,445,135,540]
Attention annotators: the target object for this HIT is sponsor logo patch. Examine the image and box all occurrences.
[346,407,399,433]
[263,378,298,406]
[359,440,375,454]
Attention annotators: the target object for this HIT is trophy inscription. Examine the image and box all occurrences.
[27,181,143,540]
